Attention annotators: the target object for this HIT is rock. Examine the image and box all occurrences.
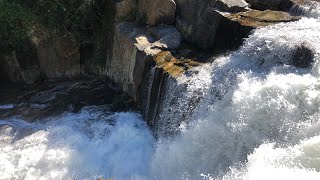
[245,0,294,11]
[106,22,181,101]
[224,9,301,27]
[291,43,315,68]
[115,0,137,22]
[0,50,42,84]
[215,0,249,12]
[35,36,81,79]
[137,0,176,25]
[29,91,57,104]
[175,0,300,51]
[154,51,201,77]
[20,68,42,84]
[0,51,22,83]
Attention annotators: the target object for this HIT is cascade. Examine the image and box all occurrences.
[0,1,320,180]
[151,2,320,179]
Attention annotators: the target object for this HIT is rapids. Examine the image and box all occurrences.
[1,2,320,180]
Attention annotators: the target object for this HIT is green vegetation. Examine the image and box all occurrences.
[0,0,36,50]
[0,0,109,51]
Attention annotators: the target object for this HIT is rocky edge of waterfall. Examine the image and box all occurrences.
[0,0,318,133]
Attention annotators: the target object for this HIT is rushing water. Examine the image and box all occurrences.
[0,107,154,179]
[1,3,320,180]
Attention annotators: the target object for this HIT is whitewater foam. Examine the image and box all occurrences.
[150,15,320,180]
[0,107,154,180]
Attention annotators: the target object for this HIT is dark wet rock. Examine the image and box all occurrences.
[175,0,300,51]
[291,43,315,68]
[114,0,137,22]
[0,78,135,122]
[137,0,176,25]
[245,0,294,11]
[0,51,23,83]
[35,36,81,79]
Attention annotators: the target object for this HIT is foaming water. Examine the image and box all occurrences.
[1,4,320,180]
[0,107,154,180]
[0,104,14,109]
[150,16,320,179]
[222,135,320,180]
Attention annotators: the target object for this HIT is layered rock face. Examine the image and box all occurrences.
[0,36,81,84]
[106,22,181,101]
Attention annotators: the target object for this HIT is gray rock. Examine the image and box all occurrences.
[0,51,22,83]
[215,0,249,12]
[291,43,315,68]
[137,0,176,25]
[21,68,42,84]
[106,22,181,101]
[115,0,137,22]
[245,0,294,11]
[34,36,80,79]
[175,0,300,51]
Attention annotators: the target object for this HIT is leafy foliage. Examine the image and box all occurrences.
[0,0,36,50]
[0,0,107,50]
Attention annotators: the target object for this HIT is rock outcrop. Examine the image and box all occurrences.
[114,0,137,22]
[106,22,181,101]
[291,43,315,68]
[0,51,23,83]
[245,0,294,11]
[137,0,176,25]
[175,0,300,51]
[35,36,81,79]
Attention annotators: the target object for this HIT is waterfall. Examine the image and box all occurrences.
[1,2,320,180]
[151,6,320,179]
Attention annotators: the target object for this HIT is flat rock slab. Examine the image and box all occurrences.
[225,9,301,27]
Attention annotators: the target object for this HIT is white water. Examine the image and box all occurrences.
[150,11,320,180]
[1,3,320,180]
[0,104,14,109]
[0,107,154,180]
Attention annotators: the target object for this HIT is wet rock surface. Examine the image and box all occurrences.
[0,78,135,122]
[291,43,315,68]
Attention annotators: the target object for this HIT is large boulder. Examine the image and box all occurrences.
[114,0,137,22]
[290,43,315,68]
[34,36,81,79]
[175,0,300,51]
[0,51,22,83]
[137,0,176,25]
[0,50,42,84]
[245,0,294,11]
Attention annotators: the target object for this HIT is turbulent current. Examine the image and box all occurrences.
[2,3,320,180]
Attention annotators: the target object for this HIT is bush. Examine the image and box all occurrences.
[0,0,104,50]
[0,0,36,50]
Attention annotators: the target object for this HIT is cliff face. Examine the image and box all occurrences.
[0,0,311,136]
